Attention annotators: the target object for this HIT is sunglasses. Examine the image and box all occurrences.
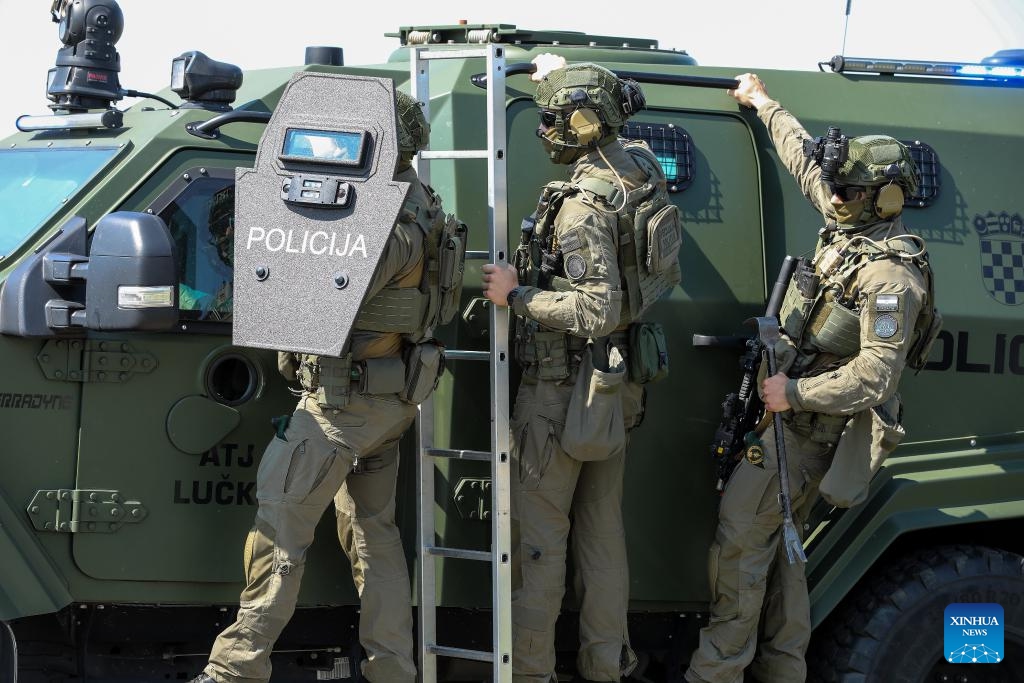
[835,185,866,201]
[538,110,558,128]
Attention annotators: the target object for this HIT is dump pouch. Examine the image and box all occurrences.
[400,339,446,404]
[627,321,669,384]
[819,395,905,507]
[561,343,627,462]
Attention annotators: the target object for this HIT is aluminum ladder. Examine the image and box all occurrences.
[410,42,512,683]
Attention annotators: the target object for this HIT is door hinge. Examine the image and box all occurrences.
[27,489,148,533]
[36,339,158,383]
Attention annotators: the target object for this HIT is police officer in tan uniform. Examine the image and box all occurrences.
[192,91,465,683]
[685,74,939,683]
[483,56,680,683]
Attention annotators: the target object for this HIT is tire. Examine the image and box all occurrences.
[809,545,1024,683]
[1,620,15,683]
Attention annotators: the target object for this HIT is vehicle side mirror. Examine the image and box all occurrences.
[0,212,179,337]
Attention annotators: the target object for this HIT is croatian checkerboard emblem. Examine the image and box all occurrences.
[975,212,1024,306]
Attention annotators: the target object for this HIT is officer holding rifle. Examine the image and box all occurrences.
[686,73,940,683]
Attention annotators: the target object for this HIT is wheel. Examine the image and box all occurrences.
[1,620,15,683]
[809,545,1024,683]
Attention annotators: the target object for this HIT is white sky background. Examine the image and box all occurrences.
[2,0,1023,133]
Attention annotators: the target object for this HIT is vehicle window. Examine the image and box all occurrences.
[158,178,234,321]
[0,147,120,258]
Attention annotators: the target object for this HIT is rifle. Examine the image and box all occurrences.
[709,255,798,491]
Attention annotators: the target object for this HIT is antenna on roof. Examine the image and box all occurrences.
[841,0,853,56]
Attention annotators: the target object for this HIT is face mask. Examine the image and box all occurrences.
[834,197,867,225]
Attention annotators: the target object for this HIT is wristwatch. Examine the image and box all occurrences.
[506,286,522,308]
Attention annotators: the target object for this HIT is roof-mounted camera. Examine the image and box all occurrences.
[46,0,124,113]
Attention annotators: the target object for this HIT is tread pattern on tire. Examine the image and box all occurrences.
[808,544,1024,683]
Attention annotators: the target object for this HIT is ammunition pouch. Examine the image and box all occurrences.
[299,354,358,410]
[300,344,445,409]
[424,211,468,330]
[783,410,848,445]
[627,321,669,384]
[780,278,861,359]
[514,328,573,381]
[400,338,446,404]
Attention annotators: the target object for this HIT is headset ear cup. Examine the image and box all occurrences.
[875,184,905,218]
[569,108,603,146]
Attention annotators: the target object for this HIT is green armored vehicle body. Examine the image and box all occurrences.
[1,3,1023,681]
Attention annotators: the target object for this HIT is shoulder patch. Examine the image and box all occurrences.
[558,229,584,254]
[565,253,588,280]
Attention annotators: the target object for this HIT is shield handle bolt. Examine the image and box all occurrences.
[255,266,270,281]
[334,272,349,289]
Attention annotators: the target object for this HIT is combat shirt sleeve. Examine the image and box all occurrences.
[512,195,623,338]
[757,100,834,218]
[785,260,928,415]
[363,178,428,299]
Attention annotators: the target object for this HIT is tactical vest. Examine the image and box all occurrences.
[519,141,682,323]
[296,182,464,408]
[780,230,941,375]
[354,182,467,335]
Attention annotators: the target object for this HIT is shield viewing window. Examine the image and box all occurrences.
[902,140,940,208]
[621,121,695,192]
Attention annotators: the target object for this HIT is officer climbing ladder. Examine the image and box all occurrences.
[410,43,514,683]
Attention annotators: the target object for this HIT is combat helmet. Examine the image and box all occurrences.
[835,135,920,221]
[533,62,645,164]
[396,91,429,167]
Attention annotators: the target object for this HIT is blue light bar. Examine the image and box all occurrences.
[826,55,1024,81]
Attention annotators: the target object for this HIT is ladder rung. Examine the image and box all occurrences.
[466,250,490,260]
[420,150,490,160]
[420,48,491,61]
[425,546,491,562]
[428,645,495,663]
[444,350,490,362]
[427,447,491,461]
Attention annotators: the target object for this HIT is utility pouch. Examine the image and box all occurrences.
[627,321,669,384]
[516,329,571,381]
[779,278,815,340]
[644,203,683,276]
[359,357,407,395]
[400,339,446,404]
[437,215,468,326]
[561,343,626,462]
[312,354,353,410]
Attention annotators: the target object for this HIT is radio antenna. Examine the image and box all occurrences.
[841,0,853,56]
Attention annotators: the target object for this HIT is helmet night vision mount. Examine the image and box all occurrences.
[802,125,850,195]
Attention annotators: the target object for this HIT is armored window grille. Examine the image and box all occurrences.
[902,140,940,207]
[621,122,695,192]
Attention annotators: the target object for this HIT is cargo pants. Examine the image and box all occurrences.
[685,421,833,683]
[205,392,417,683]
[510,374,644,683]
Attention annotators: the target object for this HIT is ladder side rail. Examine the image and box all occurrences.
[485,43,513,683]
[410,46,439,683]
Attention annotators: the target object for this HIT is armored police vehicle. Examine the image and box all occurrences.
[1,2,1022,681]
